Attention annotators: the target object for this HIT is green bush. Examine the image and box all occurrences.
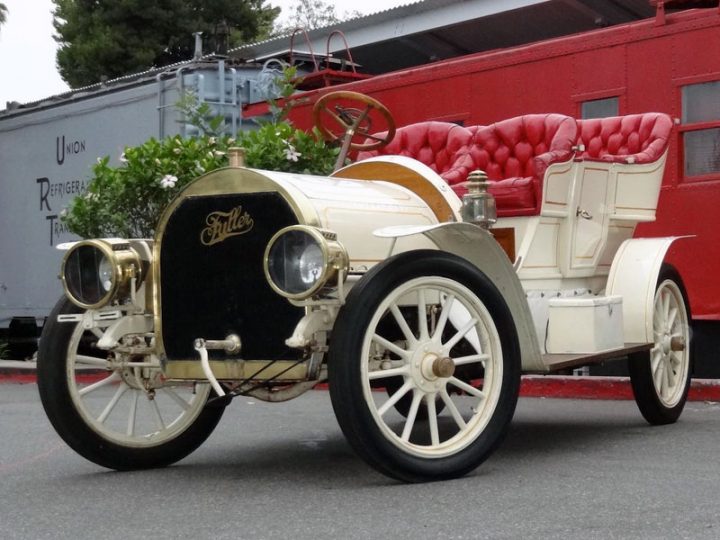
[62,119,338,239]
[62,135,232,238]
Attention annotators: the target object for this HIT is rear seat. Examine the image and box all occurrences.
[576,113,673,164]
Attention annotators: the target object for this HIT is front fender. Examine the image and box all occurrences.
[375,222,544,372]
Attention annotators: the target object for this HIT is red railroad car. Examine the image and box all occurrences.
[282,5,720,375]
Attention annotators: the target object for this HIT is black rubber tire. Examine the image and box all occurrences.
[628,264,692,425]
[328,250,521,483]
[37,297,226,470]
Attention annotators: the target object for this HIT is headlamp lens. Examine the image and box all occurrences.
[63,245,112,306]
[267,229,325,296]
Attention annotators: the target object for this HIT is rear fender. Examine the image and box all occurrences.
[375,222,544,372]
[606,237,690,343]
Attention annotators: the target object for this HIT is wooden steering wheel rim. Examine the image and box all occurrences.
[312,91,396,151]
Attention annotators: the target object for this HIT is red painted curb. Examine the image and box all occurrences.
[2,371,719,401]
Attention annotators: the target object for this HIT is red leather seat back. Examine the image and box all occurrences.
[357,122,474,174]
[450,114,577,216]
[577,113,673,163]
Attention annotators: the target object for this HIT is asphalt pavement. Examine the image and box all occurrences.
[1,382,719,539]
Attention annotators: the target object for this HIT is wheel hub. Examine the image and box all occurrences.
[660,333,685,355]
[411,345,455,391]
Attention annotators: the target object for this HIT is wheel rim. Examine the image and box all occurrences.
[361,277,503,459]
[66,322,211,448]
[650,279,690,408]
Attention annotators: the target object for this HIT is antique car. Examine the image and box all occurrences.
[37,92,691,482]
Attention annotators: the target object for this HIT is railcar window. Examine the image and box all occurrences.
[581,97,618,119]
[681,81,720,178]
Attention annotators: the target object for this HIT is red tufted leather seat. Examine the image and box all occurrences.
[449,114,578,217]
[357,122,474,182]
[576,113,672,164]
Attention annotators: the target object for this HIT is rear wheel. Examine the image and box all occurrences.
[628,265,691,425]
[329,251,521,482]
[37,297,226,470]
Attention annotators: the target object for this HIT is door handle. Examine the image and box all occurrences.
[576,208,593,220]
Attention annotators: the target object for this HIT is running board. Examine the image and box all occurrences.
[534,343,653,374]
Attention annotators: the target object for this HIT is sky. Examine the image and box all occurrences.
[0,0,412,107]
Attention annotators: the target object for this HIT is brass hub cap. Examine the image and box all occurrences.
[412,347,455,392]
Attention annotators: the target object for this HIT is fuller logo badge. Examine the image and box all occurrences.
[200,206,254,246]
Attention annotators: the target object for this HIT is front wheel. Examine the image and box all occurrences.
[628,265,692,425]
[37,297,226,470]
[328,251,521,482]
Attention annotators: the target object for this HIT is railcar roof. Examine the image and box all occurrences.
[0,0,673,115]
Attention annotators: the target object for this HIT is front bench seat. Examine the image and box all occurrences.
[357,121,475,183]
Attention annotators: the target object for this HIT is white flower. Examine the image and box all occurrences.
[96,157,102,164]
[227,138,236,145]
[208,137,217,145]
[84,192,98,201]
[213,150,226,157]
[60,208,68,217]
[159,174,178,189]
[284,145,301,162]
[173,148,182,155]
[119,152,128,163]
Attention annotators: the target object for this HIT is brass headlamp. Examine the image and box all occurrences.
[264,226,349,300]
[61,239,142,309]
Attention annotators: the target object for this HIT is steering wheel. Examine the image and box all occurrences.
[312,91,396,152]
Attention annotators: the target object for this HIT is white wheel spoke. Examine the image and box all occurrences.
[126,390,139,436]
[367,366,409,380]
[78,372,121,396]
[432,294,455,342]
[662,291,670,321]
[372,334,409,360]
[150,398,166,431]
[401,392,423,442]
[417,289,429,340]
[377,380,414,417]
[653,359,665,392]
[97,383,129,423]
[427,397,440,446]
[162,387,193,411]
[440,390,467,430]
[650,349,662,372]
[448,376,485,399]
[664,358,673,394]
[390,304,416,345]
[444,318,479,351]
[75,355,109,367]
[667,306,678,331]
[669,351,682,368]
[453,354,488,366]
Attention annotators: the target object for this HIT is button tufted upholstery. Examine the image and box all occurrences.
[449,114,578,216]
[355,112,671,219]
[577,113,673,164]
[357,122,474,183]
